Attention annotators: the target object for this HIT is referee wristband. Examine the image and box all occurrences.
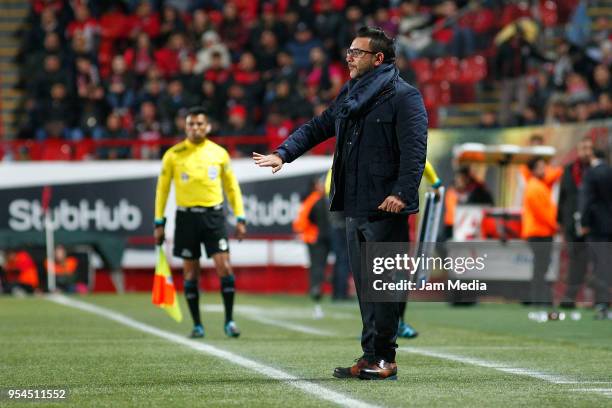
[154,217,166,227]
[236,217,246,225]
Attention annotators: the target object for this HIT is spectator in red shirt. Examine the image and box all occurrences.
[99,5,131,40]
[129,0,161,40]
[155,33,189,78]
[124,32,156,84]
[265,112,294,152]
[66,4,99,53]
[233,52,261,86]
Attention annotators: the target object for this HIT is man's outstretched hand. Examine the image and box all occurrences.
[253,152,284,173]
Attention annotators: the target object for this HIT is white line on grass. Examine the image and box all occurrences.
[571,388,612,397]
[400,347,612,398]
[201,303,356,319]
[47,295,381,408]
[200,304,338,336]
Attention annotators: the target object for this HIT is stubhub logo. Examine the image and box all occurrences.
[243,193,301,227]
[8,199,143,232]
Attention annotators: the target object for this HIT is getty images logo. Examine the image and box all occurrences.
[8,199,142,232]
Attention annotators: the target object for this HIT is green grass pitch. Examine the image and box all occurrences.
[1,293,611,407]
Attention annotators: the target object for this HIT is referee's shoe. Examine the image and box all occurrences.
[189,324,205,338]
[224,321,241,338]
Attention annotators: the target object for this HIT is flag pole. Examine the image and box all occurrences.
[42,186,55,292]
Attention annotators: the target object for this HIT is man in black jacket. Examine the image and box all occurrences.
[580,150,612,319]
[253,26,427,380]
[559,137,593,308]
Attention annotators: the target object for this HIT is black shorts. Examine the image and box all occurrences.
[173,207,229,259]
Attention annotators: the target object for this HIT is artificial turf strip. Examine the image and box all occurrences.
[1,294,611,407]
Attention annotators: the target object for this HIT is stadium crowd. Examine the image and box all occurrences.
[13,0,611,159]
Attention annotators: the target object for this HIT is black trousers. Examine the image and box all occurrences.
[587,235,612,306]
[346,215,409,362]
[527,236,553,305]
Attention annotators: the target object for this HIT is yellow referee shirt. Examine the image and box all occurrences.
[155,138,245,220]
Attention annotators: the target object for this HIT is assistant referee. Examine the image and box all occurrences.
[154,106,247,339]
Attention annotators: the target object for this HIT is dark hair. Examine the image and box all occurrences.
[187,106,208,117]
[356,26,395,63]
[527,156,545,172]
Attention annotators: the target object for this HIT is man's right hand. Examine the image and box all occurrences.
[154,226,165,246]
[253,152,284,173]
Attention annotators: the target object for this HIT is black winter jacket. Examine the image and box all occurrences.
[276,74,427,218]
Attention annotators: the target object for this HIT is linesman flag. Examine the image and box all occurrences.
[152,247,183,322]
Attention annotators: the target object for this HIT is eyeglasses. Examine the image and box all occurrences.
[346,48,377,58]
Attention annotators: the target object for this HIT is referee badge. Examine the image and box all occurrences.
[208,165,219,180]
[180,172,189,181]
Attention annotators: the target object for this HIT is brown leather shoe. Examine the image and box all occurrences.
[359,359,398,380]
[333,356,370,378]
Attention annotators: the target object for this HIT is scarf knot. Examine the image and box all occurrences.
[336,64,398,119]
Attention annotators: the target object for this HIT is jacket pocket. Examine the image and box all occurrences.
[369,162,398,209]
[363,113,394,148]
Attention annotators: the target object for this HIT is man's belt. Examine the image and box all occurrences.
[177,204,223,213]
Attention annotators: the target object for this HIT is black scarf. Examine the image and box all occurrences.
[336,63,398,119]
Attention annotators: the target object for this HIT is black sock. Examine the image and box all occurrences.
[220,275,235,324]
[398,301,407,323]
[184,279,201,326]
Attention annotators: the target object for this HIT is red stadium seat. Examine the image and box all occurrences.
[432,57,460,83]
[422,81,451,110]
[410,58,432,84]
[459,55,487,83]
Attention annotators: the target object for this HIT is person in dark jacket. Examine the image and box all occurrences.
[253,26,427,381]
[559,137,593,308]
[580,149,612,320]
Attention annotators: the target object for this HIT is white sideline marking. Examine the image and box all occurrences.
[401,347,612,398]
[240,313,337,336]
[47,295,381,408]
[571,388,612,397]
[200,304,339,336]
[201,303,356,319]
